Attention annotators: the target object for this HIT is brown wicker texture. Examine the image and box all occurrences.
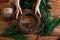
[18,9,41,33]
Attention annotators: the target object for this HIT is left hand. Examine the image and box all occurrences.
[35,7,41,18]
[34,0,41,18]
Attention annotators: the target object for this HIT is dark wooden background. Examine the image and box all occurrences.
[0,0,60,40]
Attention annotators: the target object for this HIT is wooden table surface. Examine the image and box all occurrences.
[0,0,60,40]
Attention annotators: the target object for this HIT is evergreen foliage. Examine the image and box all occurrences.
[1,23,28,40]
[40,0,60,36]
[1,0,60,40]
[20,0,35,10]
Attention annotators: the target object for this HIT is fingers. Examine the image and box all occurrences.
[16,9,19,19]
[19,7,22,15]
[37,9,41,18]
[35,9,41,18]
[16,7,22,19]
[35,7,38,14]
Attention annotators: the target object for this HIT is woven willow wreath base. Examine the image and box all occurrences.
[18,9,41,33]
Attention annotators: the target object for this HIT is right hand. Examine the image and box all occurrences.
[15,0,22,19]
[16,7,22,19]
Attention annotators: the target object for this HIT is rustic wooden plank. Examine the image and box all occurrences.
[50,0,60,16]
[51,28,60,37]
[0,37,14,40]
[0,3,10,11]
[0,22,9,35]
[38,36,60,40]
[24,34,38,40]
[56,25,60,28]
[0,21,16,35]
[0,0,9,3]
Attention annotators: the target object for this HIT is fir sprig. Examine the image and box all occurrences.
[3,23,17,35]
[1,23,28,40]
[20,0,35,10]
[40,0,60,36]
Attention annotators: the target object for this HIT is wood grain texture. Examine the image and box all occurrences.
[0,0,9,3]
[38,36,60,40]
[0,0,60,40]
[0,37,14,40]
[0,3,10,11]
[50,0,60,16]
[25,34,38,40]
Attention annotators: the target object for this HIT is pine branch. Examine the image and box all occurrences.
[40,0,60,36]
[1,23,28,40]
[2,23,17,35]
[20,0,35,10]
